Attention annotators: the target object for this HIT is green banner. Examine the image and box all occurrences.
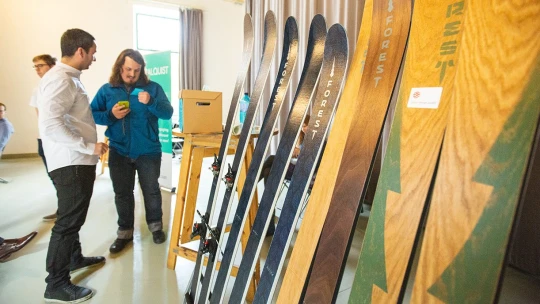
[144,51,172,154]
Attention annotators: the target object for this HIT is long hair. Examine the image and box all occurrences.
[109,49,149,87]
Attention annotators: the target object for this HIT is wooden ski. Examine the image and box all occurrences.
[199,15,300,304]
[302,0,412,302]
[410,0,540,302]
[185,11,276,304]
[230,22,349,304]
[209,14,327,304]
[348,0,468,303]
[276,0,374,302]
[181,12,253,300]
[252,22,350,304]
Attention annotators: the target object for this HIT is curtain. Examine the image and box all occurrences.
[245,1,383,203]
[179,8,203,90]
[245,0,365,151]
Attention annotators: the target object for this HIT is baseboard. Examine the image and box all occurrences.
[1,153,39,159]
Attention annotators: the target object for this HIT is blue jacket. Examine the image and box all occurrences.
[91,81,173,159]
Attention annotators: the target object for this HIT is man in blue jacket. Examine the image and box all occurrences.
[91,49,173,253]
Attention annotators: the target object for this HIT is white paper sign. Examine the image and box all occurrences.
[407,87,443,109]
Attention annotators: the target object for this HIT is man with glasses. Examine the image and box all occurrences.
[30,54,57,221]
[38,29,108,304]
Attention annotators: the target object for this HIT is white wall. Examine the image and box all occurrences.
[0,0,244,154]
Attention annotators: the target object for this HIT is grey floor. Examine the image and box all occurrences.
[0,156,539,303]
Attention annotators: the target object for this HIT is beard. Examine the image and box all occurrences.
[123,77,137,84]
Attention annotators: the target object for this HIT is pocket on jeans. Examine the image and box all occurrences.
[49,167,76,186]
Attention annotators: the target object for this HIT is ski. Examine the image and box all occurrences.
[275,0,374,301]
[301,0,412,302]
[348,0,467,303]
[197,15,299,304]
[184,13,253,303]
[230,22,349,304]
[185,12,275,304]
[253,16,367,303]
[209,14,328,304]
[410,0,540,302]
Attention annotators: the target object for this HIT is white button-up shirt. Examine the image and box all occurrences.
[37,62,98,172]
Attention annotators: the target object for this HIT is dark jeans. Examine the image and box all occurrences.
[45,165,96,290]
[37,139,47,170]
[108,149,163,239]
[37,139,52,180]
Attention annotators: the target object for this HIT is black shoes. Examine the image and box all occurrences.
[44,283,93,303]
[152,230,166,244]
[109,231,164,253]
[44,257,103,302]
[109,238,133,254]
[70,256,105,273]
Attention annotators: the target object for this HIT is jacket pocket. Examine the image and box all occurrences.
[147,122,159,142]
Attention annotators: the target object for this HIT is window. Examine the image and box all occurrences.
[135,14,180,53]
[133,4,180,122]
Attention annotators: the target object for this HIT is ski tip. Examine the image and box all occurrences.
[285,15,298,33]
[265,10,276,24]
[310,14,328,40]
[263,10,277,37]
[312,14,326,25]
[323,23,348,76]
[328,23,347,40]
[243,13,253,27]
[327,23,348,50]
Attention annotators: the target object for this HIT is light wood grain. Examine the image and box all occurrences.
[275,0,373,303]
[303,0,412,301]
[411,0,540,302]
[349,0,467,303]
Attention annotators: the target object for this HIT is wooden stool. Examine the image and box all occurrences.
[167,130,265,301]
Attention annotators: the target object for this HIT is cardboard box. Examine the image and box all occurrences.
[178,90,223,133]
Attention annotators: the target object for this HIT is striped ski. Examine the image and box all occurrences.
[230,23,349,304]
[185,11,276,304]
[208,14,329,304]
[275,0,375,301]
[253,15,374,302]
[197,15,299,304]
[184,13,253,303]
[257,1,373,301]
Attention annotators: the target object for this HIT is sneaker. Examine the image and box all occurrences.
[44,283,93,303]
[152,230,166,244]
[43,212,57,222]
[70,256,105,274]
[109,238,133,254]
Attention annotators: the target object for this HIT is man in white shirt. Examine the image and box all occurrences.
[38,28,108,304]
[30,54,58,221]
